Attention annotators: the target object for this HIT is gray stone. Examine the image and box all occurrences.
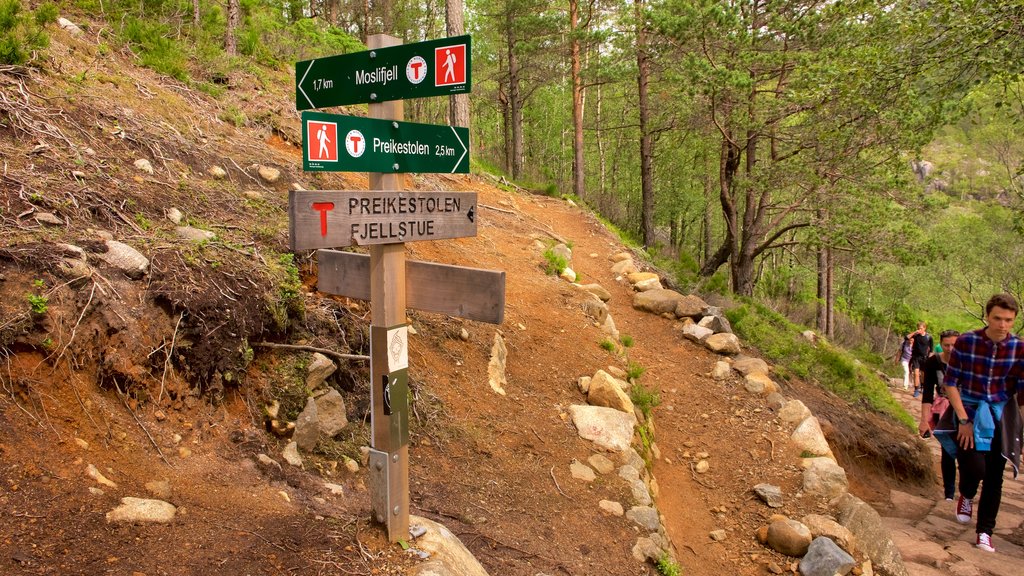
[166,207,183,224]
[105,497,176,524]
[588,370,634,414]
[488,332,507,395]
[256,453,282,473]
[705,333,741,355]
[568,405,637,453]
[799,537,856,576]
[293,397,319,451]
[632,289,686,315]
[792,417,832,457]
[100,240,149,279]
[610,252,632,263]
[257,165,281,183]
[599,500,624,516]
[175,226,216,242]
[745,372,776,395]
[551,243,572,263]
[634,277,662,292]
[588,453,615,474]
[780,399,813,424]
[626,272,659,284]
[631,536,662,563]
[801,514,857,554]
[710,529,728,542]
[733,356,770,376]
[407,515,489,576]
[208,165,227,179]
[754,483,784,508]
[835,493,909,576]
[766,392,787,411]
[803,457,848,498]
[683,323,714,343]
[575,283,611,302]
[582,298,609,324]
[569,460,596,482]
[602,314,620,341]
[767,518,813,557]
[134,158,154,174]
[577,376,591,394]
[626,506,660,531]
[282,441,302,467]
[612,259,638,275]
[674,294,710,318]
[705,313,733,334]
[631,479,652,506]
[314,389,348,437]
[35,212,64,226]
[559,267,577,282]
[58,17,83,35]
[306,353,337,389]
[712,361,732,380]
[58,258,93,281]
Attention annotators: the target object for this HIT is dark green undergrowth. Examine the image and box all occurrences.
[725,298,914,428]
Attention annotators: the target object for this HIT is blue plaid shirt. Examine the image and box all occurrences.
[944,327,1024,403]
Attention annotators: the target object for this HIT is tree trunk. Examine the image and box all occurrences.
[597,80,606,198]
[192,0,200,28]
[825,247,835,339]
[816,246,827,331]
[635,0,654,247]
[570,0,585,199]
[446,0,470,128]
[327,0,339,25]
[507,10,523,179]
[225,0,239,55]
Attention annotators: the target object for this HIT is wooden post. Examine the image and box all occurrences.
[366,33,410,543]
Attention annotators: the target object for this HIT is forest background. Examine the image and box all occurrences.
[4,0,1023,365]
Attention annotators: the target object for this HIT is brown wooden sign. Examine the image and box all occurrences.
[289,190,477,251]
[317,249,505,325]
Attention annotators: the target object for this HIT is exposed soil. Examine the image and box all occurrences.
[0,16,936,576]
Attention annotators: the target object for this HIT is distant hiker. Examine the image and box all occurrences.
[919,329,961,501]
[944,293,1024,553]
[896,334,915,391]
[909,322,934,397]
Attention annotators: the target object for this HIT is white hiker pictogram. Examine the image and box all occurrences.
[443,49,457,83]
[316,125,331,159]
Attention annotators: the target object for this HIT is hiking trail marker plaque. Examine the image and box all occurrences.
[291,34,503,544]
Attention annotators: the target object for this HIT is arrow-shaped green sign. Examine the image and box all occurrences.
[302,111,469,174]
[296,35,471,110]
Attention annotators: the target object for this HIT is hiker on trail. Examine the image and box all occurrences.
[944,293,1024,553]
[910,322,934,398]
[919,329,961,501]
[896,334,915,391]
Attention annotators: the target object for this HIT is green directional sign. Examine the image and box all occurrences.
[302,111,469,174]
[296,35,471,110]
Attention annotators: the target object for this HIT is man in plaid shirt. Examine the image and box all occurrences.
[944,293,1024,553]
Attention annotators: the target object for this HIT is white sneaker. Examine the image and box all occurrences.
[955,496,973,524]
[976,532,995,553]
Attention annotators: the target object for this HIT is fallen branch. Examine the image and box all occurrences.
[688,461,716,489]
[549,466,571,500]
[114,382,171,467]
[252,342,369,362]
[480,203,517,216]
[158,312,184,404]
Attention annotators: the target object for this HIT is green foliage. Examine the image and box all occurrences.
[620,334,634,348]
[27,293,48,314]
[626,361,646,380]
[134,212,152,230]
[219,105,247,127]
[725,299,913,427]
[120,17,190,81]
[267,253,303,331]
[630,382,660,418]
[0,0,56,65]
[656,554,682,576]
[542,248,567,275]
[599,338,616,352]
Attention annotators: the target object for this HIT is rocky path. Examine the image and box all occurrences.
[884,388,1024,576]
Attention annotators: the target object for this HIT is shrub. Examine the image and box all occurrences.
[27,293,48,314]
[542,248,567,275]
[626,361,646,380]
[630,383,660,418]
[599,338,616,352]
[620,334,635,348]
[0,0,57,65]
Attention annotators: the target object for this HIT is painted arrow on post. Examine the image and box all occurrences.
[302,111,469,174]
[295,35,471,109]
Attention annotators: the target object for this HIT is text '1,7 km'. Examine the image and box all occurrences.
[288,190,477,251]
[295,34,471,109]
[302,111,469,174]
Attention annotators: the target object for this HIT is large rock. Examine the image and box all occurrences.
[568,405,637,453]
[744,372,776,395]
[682,323,714,343]
[100,240,149,279]
[488,332,507,395]
[588,370,634,414]
[766,518,813,557]
[780,399,812,424]
[835,493,909,576]
[575,283,611,302]
[626,272,659,284]
[626,506,660,531]
[801,514,857,554]
[175,226,215,242]
[551,243,572,263]
[702,313,733,334]
[674,294,710,319]
[887,490,934,520]
[257,165,281,183]
[407,515,489,576]
[106,497,176,524]
[314,389,348,437]
[611,259,638,275]
[754,483,784,508]
[712,361,732,381]
[733,356,769,376]
[799,537,856,576]
[602,314,620,341]
[704,333,741,355]
[306,353,337,389]
[634,277,662,292]
[632,289,686,315]
[293,397,320,451]
[792,417,832,458]
[582,298,609,324]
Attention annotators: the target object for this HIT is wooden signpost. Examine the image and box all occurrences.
[291,34,503,543]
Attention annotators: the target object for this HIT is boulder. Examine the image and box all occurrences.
[100,240,149,279]
[682,323,714,343]
[610,252,632,263]
[588,453,615,474]
[293,397,320,451]
[582,298,609,324]
[633,289,687,315]
[569,460,596,482]
[314,389,348,437]
[568,405,637,453]
[803,457,848,499]
[306,353,337,389]
[559,267,577,282]
[780,399,812,424]
[407,515,489,576]
[575,283,611,302]
[257,165,281,183]
[176,226,216,242]
[208,166,228,179]
[733,356,770,376]
[106,497,176,524]
[792,417,832,457]
[766,392,786,411]
[134,158,154,174]
[712,361,732,381]
[766,518,813,557]
[551,243,572,262]
[58,17,83,35]
[753,483,784,508]
[634,277,663,292]
[744,372,776,395]
[612,259,638,275]
[626,506,660,531]
[674,294,710,319]
[626,272,659,284]
[834,493,909,576]
[799,537,856,576]
[802,514,857,554]
[704,333,741,355]
[488,332,508,395]
[588,370,634,414]
[602,314,620,341]
[599,500,624,516]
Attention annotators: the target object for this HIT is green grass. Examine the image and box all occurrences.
[542,247,567,275]
[620,334,635,348]
[656,554,682,576]
[629,382,660,418]
[27,293,48,314]
[725,298,914,428]
[599,338,616,352]
[626,361,646,380]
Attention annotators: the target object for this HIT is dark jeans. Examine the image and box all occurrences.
[957,431,1006,535]
[941,448,957,500]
